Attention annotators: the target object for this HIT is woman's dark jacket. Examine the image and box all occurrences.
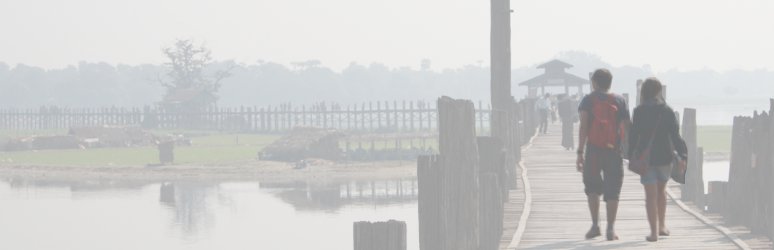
[628,100,688,166]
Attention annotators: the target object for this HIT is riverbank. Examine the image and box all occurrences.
[0,160,416,183]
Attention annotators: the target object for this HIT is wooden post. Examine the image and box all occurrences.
[418,101,424,131]
[477,137,505,187]
[385,101,391,131]
[393,101,399,130]
[707,181,728,213]
[695,146,705,209]
[361,103,366,131]
[353,220,407,250]
[479,173,503,250]
[769,99,774,240]
[439,96,479,250]
[490,0,514,193]
[727,116,753,225]
[636,79,643,106]
[681,108,702,206]
[369,102,374,132]
[323,102,329,129]
[377,101,382,130]
[478,101,485,134]
[409,101,415,131]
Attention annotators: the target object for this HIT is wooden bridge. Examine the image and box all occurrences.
[499,123,761,250]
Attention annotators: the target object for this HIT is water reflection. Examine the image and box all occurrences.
[266,179,418,212]
[0,176,418,244]
[5,177,147,192]
[158,182,218,237]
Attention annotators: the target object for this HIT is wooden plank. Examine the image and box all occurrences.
[504,124,746,250]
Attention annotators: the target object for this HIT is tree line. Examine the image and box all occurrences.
[0,51,771,108]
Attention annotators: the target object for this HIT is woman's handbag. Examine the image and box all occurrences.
[629,145,652,175]
[628,114,663,175]
[668,135,687,184]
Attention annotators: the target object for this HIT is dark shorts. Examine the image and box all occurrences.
[539,110,549,120]
[583,145,624,202]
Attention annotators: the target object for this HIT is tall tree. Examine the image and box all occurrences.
[160,39,232,112]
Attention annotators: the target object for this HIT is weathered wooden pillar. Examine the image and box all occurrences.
[407,101,414,131]
[636,79,643,106]
[769,99,774,240]
[681,108,702,206]
[491,0,516,193]
[418,101,424,131]
[477,136,507,250]
[478,101,485,134]
[393,101,399,130]
[707,181,728,213]
[323,103,329,129]
[378,101,384,131]
[418,97,480,250]
[478,173,503,250]
[347,105,352,130]
[417,155,441,250]
[368,102,374,131]
[751,110,771,234]
[439,97,479,250]
[353,220,407,250]
[385,101,392,131]
[696,146,705,207]
[728,116,753,225]
[401,100,408,131]
[274,106,280,132]
[361,103,366,131]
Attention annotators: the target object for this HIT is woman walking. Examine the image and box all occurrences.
[628,77,688,242]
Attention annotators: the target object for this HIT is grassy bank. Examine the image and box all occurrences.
[0,125,730,166]
[0,133,281,166]
[698,126,731,153]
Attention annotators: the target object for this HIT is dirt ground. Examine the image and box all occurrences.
[0,159,417,184]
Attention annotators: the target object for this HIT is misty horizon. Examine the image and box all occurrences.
[1,1,773,249]
[2,0,773,72]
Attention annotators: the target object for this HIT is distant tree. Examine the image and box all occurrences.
[290,60,322,71]
[159,39,233,112]
[421,59,431,71]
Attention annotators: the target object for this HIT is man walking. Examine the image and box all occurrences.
[576,69,630,241]
[535,93,551,134]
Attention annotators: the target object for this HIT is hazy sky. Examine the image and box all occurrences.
[0,0,772,72]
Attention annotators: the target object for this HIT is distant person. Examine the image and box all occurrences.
[628,77,687,242]
[535,93,551,134]
[557,94,577,151]
[550,94,558,124]
[576,69,630,241]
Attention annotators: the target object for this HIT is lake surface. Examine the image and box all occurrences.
[0,178,419,250]
[0,160,734,250]
[670,98,769,126]
[703,161,729,193]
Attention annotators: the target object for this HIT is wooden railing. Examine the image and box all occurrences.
[0,101,493,133]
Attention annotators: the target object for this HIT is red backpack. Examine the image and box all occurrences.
[588,94,620,150]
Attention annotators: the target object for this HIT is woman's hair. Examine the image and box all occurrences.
[641,77,663,101]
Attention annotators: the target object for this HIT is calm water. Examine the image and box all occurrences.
[670,98,769,125]
[0,178,419,250]
[0,160,736,250]
[703,161,730,193]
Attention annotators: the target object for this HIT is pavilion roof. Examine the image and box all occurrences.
[537,59,573,69]
[517,59,590,87]
[517,71,589,87]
